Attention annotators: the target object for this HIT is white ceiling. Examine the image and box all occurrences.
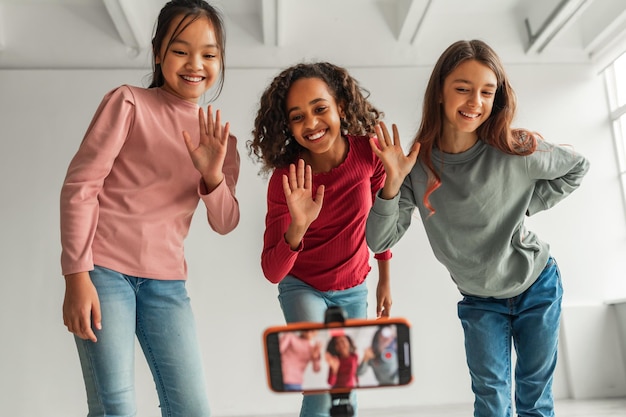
[1,0,626,70]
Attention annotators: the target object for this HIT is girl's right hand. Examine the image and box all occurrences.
[63,272,101,342]
[370,122,420,200]
[325,352,340,374]
[282,159,325,250]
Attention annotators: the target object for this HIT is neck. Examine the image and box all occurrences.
[439,131,478,154]
[303,136,349,173]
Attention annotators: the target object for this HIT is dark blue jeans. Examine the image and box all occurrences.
[458,257,562,417]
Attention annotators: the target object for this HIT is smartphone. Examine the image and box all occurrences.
[263,317,412,394]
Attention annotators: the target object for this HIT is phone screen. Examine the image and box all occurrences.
[264,320,411,393]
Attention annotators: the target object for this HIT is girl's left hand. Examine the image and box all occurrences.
[183,105,230,192]
[376,279,392,318]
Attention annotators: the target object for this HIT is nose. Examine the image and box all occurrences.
[467,91,481,108]
[303,113,318,129]
[187,53,202,71]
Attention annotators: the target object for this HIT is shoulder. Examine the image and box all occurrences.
[100,84,144,106]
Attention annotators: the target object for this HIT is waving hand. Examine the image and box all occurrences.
[282,159,325,250]
[369,122,420,200]
[183,105,230,192]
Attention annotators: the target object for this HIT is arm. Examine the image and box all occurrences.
[526,141,590,216]
[311,341,322,372]
[261,160,325,283]
[198,133,240,234]
[366,122,420,253]
[375,258,392,317]
[357,347,374,376]
[60,86,135,276]
[326,352,340,386]
[60,86,134,339]
[185,106,240,234]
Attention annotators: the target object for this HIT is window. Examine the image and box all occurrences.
[605,51,626,206]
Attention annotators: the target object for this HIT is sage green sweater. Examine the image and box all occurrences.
[366,139,590,298]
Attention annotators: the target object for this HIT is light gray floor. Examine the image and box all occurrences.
[356,398,626,416]
[257,398,626,417]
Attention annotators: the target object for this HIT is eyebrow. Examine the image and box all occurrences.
[452,78,497,88]
[287,97,328,116]
[170,39,219,49]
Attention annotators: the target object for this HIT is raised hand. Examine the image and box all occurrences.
[369,121,420,200]
[325,352,340,375]
[183,105,230,192]
[282,159,325,250]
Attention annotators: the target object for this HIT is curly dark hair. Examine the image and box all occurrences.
[326,335,357,357]
[247,62,383,174]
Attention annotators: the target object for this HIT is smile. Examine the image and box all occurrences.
[181,75,204,82]
[306,129,326,141]
[460,111,480,119]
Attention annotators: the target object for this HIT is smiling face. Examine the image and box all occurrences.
[285,77,346,166]
[156,15,222,103]
[440,59,498,145]
[332,335,354,358]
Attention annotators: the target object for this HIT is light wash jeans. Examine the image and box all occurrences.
[74,266,211,417]
[278,275,368,417]
[457,257,562,417]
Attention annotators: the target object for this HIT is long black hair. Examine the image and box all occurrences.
[149,0,226,100]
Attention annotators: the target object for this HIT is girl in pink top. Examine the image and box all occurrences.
[59,1,239,416]
[247,62,391,416]
[280,330,322,391]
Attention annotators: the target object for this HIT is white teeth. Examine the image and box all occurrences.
[460,111,479,118]
[307,130,325,140]
[182,75,203,82]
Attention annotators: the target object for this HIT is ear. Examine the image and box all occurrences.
[338,102,346,119]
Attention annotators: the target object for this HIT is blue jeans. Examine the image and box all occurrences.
[457,257,562,417]
[74,266,211,417]
[278,275,368,417]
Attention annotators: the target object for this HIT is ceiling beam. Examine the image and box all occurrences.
[396,0,431,45]
[580,1,626,58]
[524,0,591,54]
[261,0,283,46]
[102,0,149,55]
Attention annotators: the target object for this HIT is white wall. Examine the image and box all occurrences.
[1,62,625,416]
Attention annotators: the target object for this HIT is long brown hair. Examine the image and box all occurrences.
[247,62,382,174]
[415,40,538,213]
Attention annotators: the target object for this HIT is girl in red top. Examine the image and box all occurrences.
[248,62,391,416]
[326,335,359,389]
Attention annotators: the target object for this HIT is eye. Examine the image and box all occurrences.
[314,106,328,114]
[290,114,303,123]
[482,90,495,97]
[171,49,186,56]
[204,54,216,59]
[455,87,469,93]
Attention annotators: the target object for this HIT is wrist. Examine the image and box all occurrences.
[202,173,224,193]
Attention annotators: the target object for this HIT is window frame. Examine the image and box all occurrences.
[604,52,626,214]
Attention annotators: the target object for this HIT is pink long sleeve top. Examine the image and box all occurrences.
[279,333,321,385]
[261,135,391,291]
[60,85,240,280]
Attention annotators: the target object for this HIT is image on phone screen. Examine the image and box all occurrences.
[264,321,411,393]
